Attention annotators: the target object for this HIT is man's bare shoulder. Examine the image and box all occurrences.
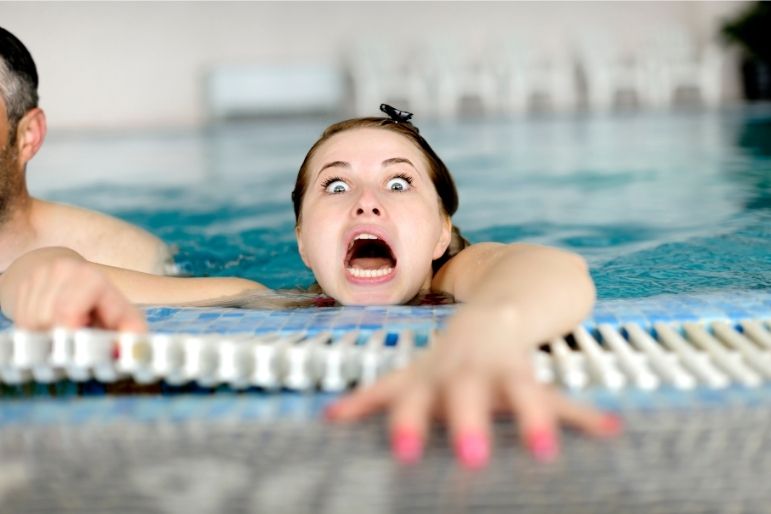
[32,200,172,274]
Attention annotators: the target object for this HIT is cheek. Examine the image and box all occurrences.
[301,234,325,266]
[395,207,445,263]
[413,200,446,237]
[298,214,338,266]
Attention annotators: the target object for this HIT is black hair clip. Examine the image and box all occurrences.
[380,104,414,123]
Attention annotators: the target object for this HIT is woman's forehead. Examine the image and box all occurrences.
[311,128,428,170]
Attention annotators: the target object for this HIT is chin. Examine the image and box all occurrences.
[334,287,409,306]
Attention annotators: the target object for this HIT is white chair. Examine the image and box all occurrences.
[640,25,723,108]
[415,39,498,119]
[576,31,650,111]
[492,36,578,114]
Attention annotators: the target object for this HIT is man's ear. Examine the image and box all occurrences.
[432,216,453,260]
[295,225,311,267]
[15,108,46,164]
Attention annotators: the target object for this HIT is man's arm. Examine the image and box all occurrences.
[0,247,266,329]
[0,247,147,331]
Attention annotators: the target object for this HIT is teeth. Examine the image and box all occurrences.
[349,233,380,250]
[347,267,393,278]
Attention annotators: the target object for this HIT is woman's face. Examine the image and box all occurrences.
[296,127,451,305]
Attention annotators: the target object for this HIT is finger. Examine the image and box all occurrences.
[52,270,120,329]
[388,382,433,464]
[52,272,102,329]
[13,274,33,328]
[445,375,492,469]
[33,268,74,329]
[54,269,147,332]
[92,286,147,333]
[505,377,559,462]
[548,390,623,437]
[325,369,407,422]
[18,267,56,330]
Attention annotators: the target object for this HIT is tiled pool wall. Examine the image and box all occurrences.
[1,290,770,336]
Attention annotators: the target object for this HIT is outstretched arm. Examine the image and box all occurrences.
[326,242,619,468]
[0,247,265,330]
[434,242,596,343]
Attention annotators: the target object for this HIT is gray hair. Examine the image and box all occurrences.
[0,56,38,143]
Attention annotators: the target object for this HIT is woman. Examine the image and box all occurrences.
[0,105,620,468]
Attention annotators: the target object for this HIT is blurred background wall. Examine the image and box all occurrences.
[0,1,750,130]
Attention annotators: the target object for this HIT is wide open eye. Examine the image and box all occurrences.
[324,179,350,194]
[387,177,411,192]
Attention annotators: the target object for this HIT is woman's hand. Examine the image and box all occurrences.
[0,248,146,332]
[324,304,621,468]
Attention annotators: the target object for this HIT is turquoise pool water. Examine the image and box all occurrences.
[31,108,771,299]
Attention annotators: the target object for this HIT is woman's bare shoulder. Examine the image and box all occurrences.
[431,242,504,294]
[431,242,566,298]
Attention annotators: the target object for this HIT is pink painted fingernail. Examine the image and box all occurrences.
[454,431,490,469]
[391,428,423,464]
[600,414,623,436]
[526,429,558,462]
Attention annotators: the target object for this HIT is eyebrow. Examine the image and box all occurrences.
[382,157,416,169]
[317,161,350,177]
[315,157,417,180]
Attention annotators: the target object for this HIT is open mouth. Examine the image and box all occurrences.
[345,233,397,279]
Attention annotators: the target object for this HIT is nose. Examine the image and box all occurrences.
[352,188,383,218]
[356,206,380,216]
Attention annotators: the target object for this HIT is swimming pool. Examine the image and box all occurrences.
[30,107,770,299]
[4,108,771,513]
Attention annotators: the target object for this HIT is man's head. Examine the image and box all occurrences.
[0,26,46,221]
[0,26,39,146]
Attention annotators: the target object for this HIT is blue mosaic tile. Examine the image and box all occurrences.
[384,332,399,346]
[669,311,699,321]
[641,310,675,323]
[591,311,617,322]
[1,291,770,336]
